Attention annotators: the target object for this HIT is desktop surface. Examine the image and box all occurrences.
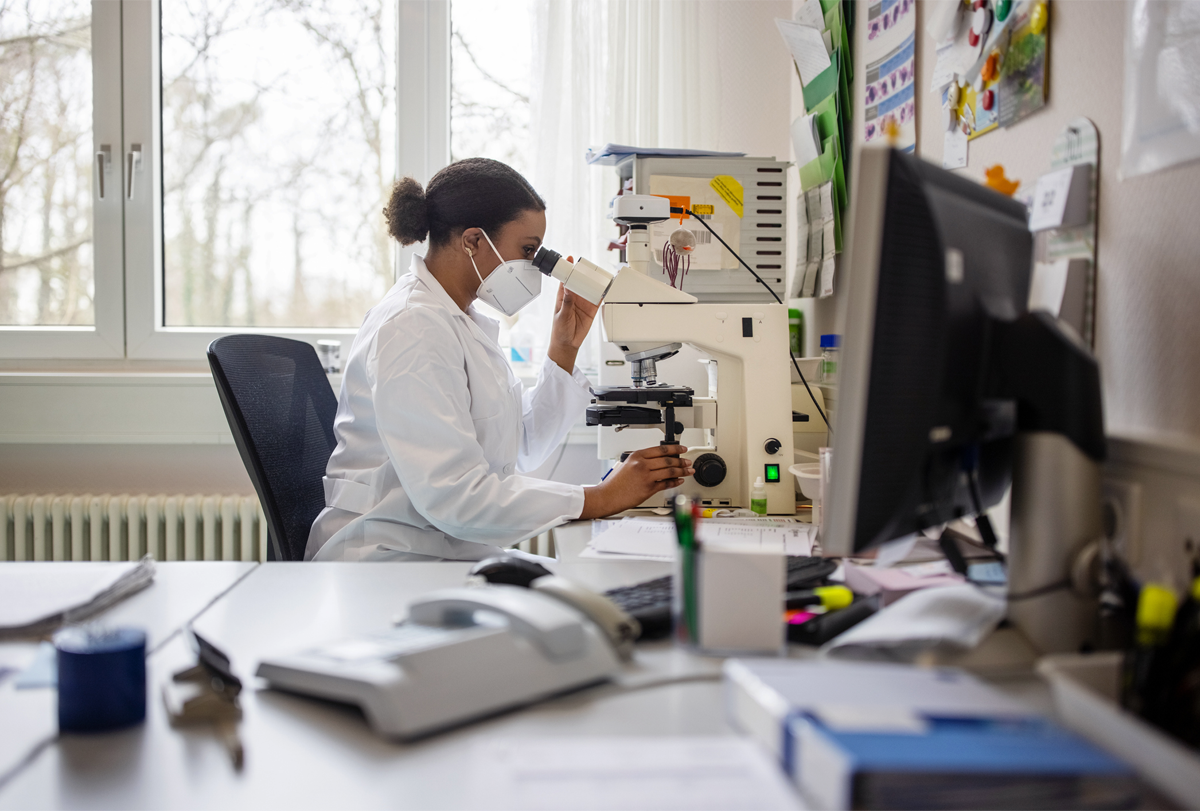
[0,553,1058,809]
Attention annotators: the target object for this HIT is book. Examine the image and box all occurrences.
[723,658,1032,761]
[723,659,1141,809]
[792,714,1140,810]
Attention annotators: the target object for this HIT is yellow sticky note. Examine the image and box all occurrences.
[709,175,744,218]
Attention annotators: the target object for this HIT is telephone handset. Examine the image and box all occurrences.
[528,576,641,660]
[407,585,586,660]
[256,583,621,740]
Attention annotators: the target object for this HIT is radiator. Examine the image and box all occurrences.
[1,494,267,563]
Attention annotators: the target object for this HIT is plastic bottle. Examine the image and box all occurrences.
[788,309,804,356]
[820,334,840,385]
[750,476,767,515]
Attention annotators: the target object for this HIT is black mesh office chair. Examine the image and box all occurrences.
[207,336,339,561]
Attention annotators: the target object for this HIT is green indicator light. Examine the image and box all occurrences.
[765,464,781,483]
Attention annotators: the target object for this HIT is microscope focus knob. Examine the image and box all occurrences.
[692,453,727,488]
[764,438,782,455]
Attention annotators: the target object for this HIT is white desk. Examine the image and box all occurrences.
[0,562,257,792]
[0,561,727,810]
[0,544,1055,810]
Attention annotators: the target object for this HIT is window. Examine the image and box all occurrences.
[451,0,571,375]
[0,0,123,358]
[160,1,397,328]
[0,0,450,361]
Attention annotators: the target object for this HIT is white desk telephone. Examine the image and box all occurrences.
[256,579,634,739]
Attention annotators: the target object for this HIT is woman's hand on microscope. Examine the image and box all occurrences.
[581,445,694,519]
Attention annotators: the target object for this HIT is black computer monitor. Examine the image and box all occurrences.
[823,148,1104,556]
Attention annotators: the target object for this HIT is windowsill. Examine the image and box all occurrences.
[0,371,597,446]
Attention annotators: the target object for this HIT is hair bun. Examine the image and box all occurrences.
[384,177,430,245]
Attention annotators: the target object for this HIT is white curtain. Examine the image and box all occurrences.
[525,0,723,371]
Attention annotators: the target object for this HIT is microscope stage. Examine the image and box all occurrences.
[589,385,694,406]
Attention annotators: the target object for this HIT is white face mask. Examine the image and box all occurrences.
[468,229,542,317]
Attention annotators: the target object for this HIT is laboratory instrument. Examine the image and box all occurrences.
[256,584,622,739]
[548,193,797,513]
[825,147,1107,654]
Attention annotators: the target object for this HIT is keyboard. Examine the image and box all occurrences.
[604,556,838,641]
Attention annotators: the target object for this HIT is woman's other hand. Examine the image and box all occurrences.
[548,262,600,372]
[580,445,694,519]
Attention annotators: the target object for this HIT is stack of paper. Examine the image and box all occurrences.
[0,556,156,640]
[583,517,815,562]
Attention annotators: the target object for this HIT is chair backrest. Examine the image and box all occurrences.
[207,335,338,561]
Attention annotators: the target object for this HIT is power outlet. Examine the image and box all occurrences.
[1175,496,1200,578]
[1102,478,1142,565]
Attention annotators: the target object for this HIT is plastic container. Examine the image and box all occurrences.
[1039,652,1200,808]
[788,462,821,500]
[788,309,804,356]
[750,477,767,515]
[820,334,840,385]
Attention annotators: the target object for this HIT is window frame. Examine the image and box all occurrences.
[2,0,451,363]
[0,1,126,360]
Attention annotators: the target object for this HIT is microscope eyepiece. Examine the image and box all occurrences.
[531,246,561,276]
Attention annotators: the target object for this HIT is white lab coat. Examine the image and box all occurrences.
[305,254,592,562]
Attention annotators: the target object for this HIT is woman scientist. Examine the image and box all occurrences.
[305,158,694,561]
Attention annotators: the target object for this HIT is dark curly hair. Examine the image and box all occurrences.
[383,158,546,247]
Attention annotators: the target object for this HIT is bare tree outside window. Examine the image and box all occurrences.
[450,0,531,177]
[161,0,397,328]
[0,0,94,327]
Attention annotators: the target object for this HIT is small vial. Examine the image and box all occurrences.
[820,334,840,385]
[750,476,767,515]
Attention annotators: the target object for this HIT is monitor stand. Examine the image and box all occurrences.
[1008,431,1105,654]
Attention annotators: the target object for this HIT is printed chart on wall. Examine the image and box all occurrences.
[647,176,742,271]
[864,0,916,151]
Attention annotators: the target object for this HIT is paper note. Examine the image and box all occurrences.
[943,125,968,169]
[1028,259,1070,315]
[469,737,802,811]
[819,256,836,298]
[930,41,958,92]
[793,0,827,31]
[1027,165,1075,231]
[775,19,832,86]
[819,183,835,221]
[791,114,821,166]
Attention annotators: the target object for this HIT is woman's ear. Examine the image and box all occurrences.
[461,228,483,258]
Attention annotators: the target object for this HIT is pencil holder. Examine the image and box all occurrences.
[674,543,786,656]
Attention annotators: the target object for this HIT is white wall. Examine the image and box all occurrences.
[911,0,1200,445]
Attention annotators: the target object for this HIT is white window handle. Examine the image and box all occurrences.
[95,145,112,200]
[126,144,143,200]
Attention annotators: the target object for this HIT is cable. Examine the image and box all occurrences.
[610,671,722,693]
[672,206,831,433]
[965,450,1005,561]
[673,207,782,304]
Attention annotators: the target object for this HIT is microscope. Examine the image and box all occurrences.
[532,195,796,514]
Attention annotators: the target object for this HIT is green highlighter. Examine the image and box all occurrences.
[673,495,697,644]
